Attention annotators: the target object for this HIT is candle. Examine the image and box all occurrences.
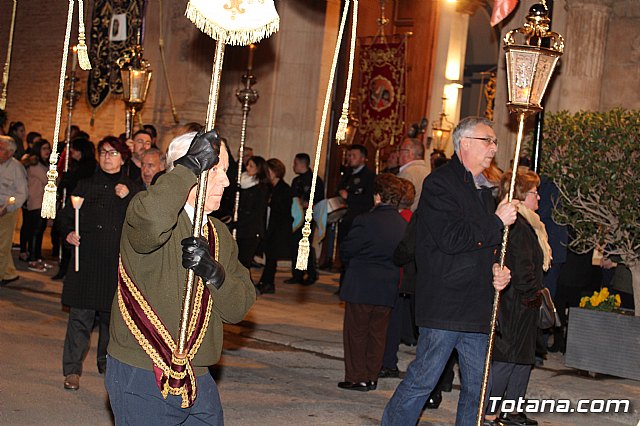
[70,196,84,272]
[7,196,15,205]
[71,45,78,73]
[247,44,256,70]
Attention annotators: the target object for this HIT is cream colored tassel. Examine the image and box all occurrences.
[77,0,91,70]
[296,0,352,270]
[335,0,358,144]
[42,0,75,219]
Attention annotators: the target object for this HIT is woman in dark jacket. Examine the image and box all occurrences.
[52,138,97,280]
[235,155,269,271]
[59,136,140,390]
[487,167,552,425]
[256,158,292,294]
[338,173,407,392]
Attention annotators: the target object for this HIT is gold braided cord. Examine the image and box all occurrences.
[42,0,75,219]
[76,0,91,70]
[296,0,351,270]
[0,0,17,110]
[159,0,179,123]
[336,0,359,142]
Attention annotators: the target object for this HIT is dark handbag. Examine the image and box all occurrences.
[538,287,561,329]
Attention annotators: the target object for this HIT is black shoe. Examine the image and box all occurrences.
[498,412,538,426]
[441,381,453,392]
[0,276,19,287]
[483,420,499,426]
[378,367,400,378]
[367,380,377,390]
[302,275,317,285]
[424,390,442,409]
[284,277,303,284]
[337,381,369,392]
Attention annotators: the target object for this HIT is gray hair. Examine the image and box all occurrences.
[165,131,226,171]
[141,146,166,165]
[452,116,493,155]
[403,138,424,159]
[166,132,197,171]
[0,135,17,153]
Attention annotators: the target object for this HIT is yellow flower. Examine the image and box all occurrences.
[579,296,590,308]
[600,287,610,300]
[590,294,600,307]
[615,294,622,307]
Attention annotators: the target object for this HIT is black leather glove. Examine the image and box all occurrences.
[181,236,226,289]
[173,129,221,175]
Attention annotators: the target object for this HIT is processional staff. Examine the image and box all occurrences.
[476,3,564,424]
[232,44,259,240]
[159,0,279,407]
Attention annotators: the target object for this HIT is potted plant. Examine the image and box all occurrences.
[543,109,640,380]
[543,108,640,314]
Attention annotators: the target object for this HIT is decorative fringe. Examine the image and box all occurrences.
[77,38,91,70]
[77,0,91,70]
[41,167,59,219]
[296,222,312,270]
[185,2,279,46]
[335,108,349,142]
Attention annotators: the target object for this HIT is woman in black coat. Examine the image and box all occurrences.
[338,174,407,392]
[235,155,269,271]
[257,158,292,294]
[59,136,140,390]
[487,168,552,425]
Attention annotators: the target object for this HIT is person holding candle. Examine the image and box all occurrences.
[58,136,140,390]
[0,136,28,286]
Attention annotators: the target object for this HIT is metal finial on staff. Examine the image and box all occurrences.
[232,44,259,240]
[0,0,17,111]
[476,4,563,424]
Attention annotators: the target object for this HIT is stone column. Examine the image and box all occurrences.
[557,0,612,112]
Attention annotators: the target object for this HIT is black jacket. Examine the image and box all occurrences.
[494,215,543,364]
[60,169,140,312]
[337,165,375,228]
[236,182,269,240]
[415,154,504,333]
[340,204,407,307]
[393,212,418,294]
[264,179,293,259]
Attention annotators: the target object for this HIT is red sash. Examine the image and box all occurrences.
[117,222,218,408]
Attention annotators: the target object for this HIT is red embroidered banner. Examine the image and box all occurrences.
[357,37,407,150]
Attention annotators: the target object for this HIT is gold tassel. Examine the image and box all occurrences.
[77,0,91,70]
[41,165,59,219]
[295,221,312,270]
[335,0,358,144]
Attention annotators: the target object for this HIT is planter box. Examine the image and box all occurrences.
[565,307,640,381]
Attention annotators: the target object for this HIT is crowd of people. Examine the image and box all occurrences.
[0,114,633,425]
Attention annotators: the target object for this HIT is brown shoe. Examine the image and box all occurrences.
[64,374,80,390]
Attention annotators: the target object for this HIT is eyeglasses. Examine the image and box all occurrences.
[98,149,120,157]
[527,190,539,196]
[466,136,498,147]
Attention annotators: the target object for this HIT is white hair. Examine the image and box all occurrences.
[0,135,17,153]
[166,132,197,171]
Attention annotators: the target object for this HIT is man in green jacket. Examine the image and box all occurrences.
[107,129,256,425]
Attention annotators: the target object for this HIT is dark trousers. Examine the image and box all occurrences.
[236,236,260,271]
[343,302,391,382]
[20,209,46,260]
[291,224,317,280]
[382,296,401,370]
[487,361,532,415]
[62,307,110,376]
[106,356,223,426]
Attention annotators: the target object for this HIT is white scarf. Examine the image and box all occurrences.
[517,204,553,271]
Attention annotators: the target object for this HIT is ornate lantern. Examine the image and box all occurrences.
[431,97,454,151]
[476,4,564,425]
[117,34,152,139]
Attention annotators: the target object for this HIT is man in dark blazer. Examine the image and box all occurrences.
[382,117,518,426]
[336,144,375,242]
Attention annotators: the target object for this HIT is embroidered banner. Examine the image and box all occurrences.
[87,0,147,111]
[357,36,407,150]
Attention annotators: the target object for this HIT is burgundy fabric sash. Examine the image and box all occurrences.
[117,222,217,408]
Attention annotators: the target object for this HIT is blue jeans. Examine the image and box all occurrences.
[106,356,223,425]
[382,327,489,426]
